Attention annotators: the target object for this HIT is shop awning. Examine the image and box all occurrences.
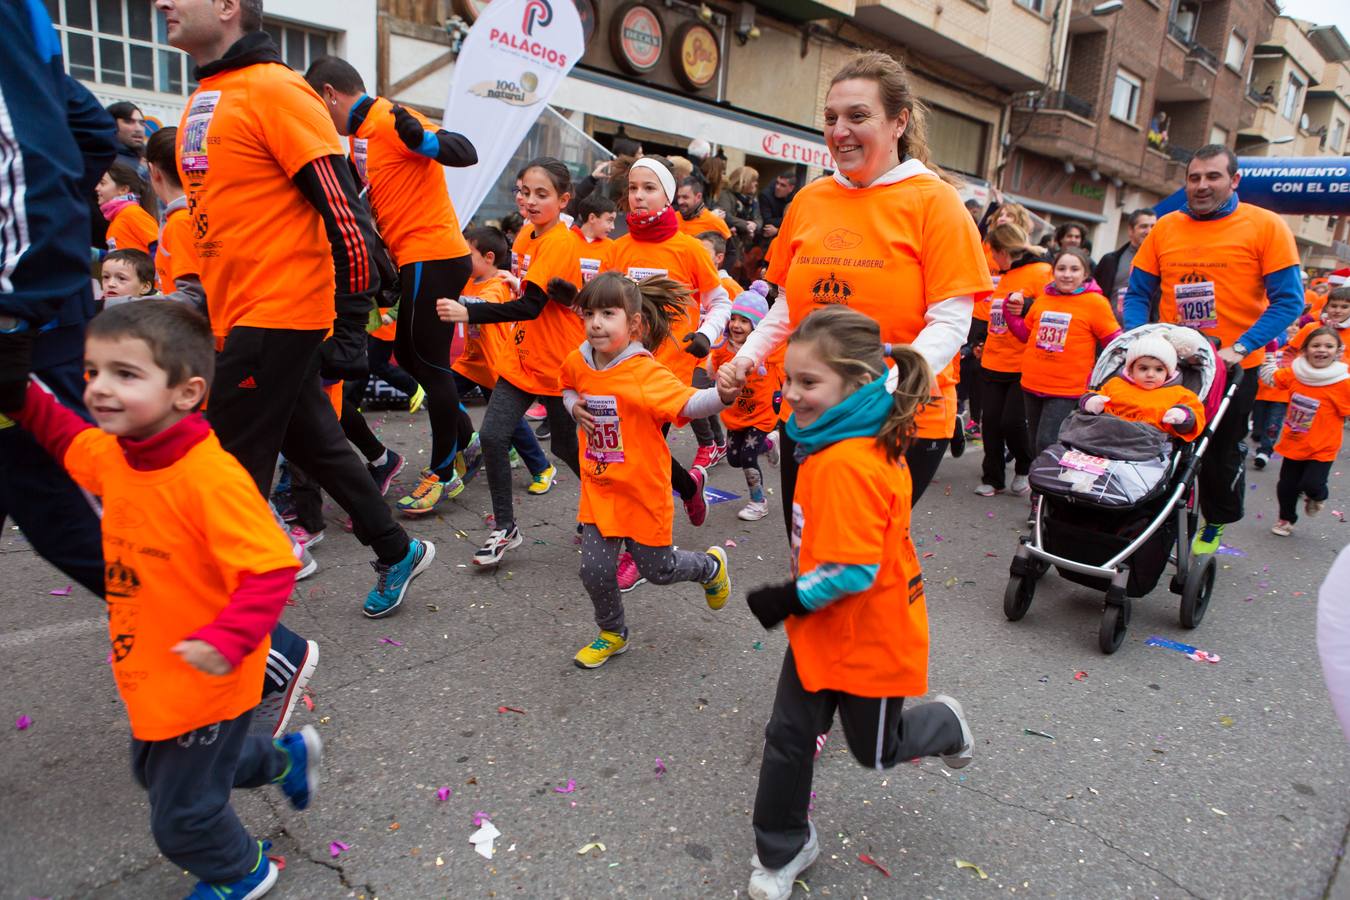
[552,68,834,169]
[755,0,856,22]
[1004,191,1107,224]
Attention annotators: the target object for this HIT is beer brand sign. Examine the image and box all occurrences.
[611,3,663,75]
[673,22,718,91]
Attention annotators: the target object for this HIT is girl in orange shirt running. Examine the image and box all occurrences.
[1261,326,1350,536]
[1005,246,1121,454]
[742,306,973,900]
[560,273,735,669]
[438,158,585,566]
[95,162,159,255]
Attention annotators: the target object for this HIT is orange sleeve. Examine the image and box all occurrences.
[801,449,892,567]
[524,228,581,292]
[1091,296,1121,340]
[61,427,118,496]
[709,213,732,239]
[1333,382,1350,419]
[689,245,722,295]
[764,211,796,286]
[1273,368,1294,390]
[919,183,994,305]
[558,350,581,393]
[639,358,699,423]
[254,73,345,178]
[1260,211,1301,275]
[164,212,198,283]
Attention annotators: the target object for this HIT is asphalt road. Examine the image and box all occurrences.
[2,405,1347,900]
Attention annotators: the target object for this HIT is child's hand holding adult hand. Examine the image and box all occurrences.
[172,639,232,676]
[715,379,739,406]
[436,297,469,323]
[1083,395,1108,415]
[717,357,752,394]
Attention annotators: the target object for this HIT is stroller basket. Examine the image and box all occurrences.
[1041,496,1176,598]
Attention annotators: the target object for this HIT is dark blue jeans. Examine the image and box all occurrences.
[454,373,550,476]
[1250,399,1286,456]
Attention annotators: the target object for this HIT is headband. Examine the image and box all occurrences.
[630,157,677,204]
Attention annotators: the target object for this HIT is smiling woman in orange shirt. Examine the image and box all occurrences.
[718,51,990,524]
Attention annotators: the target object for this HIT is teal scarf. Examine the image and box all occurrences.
[786,376,893,459]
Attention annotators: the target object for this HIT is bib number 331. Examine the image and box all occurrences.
[584,395,625,463]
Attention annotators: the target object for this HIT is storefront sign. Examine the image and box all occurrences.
[761,131,834,169]
[611,3,663,75]
[455,0,596,45]
[1153,157,1350,217]
[672,22,719,91]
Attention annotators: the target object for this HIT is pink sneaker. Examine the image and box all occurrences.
[525,402,547,421]
[684,466,708,527]
[617,551,646,593]
[707,441,728,467]
[691,444,716,469]
[288,524,325,549]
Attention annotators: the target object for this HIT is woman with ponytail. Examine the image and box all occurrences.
[718,51,990,528]
[95,162,159,255]
[741,306,973,900]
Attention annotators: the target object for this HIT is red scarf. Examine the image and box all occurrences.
[627,205,679,243]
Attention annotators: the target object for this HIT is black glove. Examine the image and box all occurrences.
[391,104,427,152]
[318,315,370,380]
[682,332,711,358]
[546,277,579,308]
[0,329,35,412]
[747,580,809,630]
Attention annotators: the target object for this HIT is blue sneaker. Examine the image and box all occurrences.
[362,539,436,618]
[462,432,483,483]
[275,725,322,811]
[184,840,277,899]
[368,449,405,497]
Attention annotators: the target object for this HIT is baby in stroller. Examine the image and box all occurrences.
[1080,332,1207,441]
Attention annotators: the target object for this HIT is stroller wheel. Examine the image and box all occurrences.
[1098,602,1130,654]
[1003,575,1035,621]
[1180,554,1217,629]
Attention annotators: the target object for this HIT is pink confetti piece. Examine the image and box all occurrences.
[986,511,995,519]
[379,637,404,647]
[724,539,737,548]
[49,585,71,596]
[437,787,452,801]
[15,714,32,730]
[1074,671,1088,681]
[554,779,577,794]
[329,841,349,858]
[1334,510,1346,522]
[302,688,315,712]
[472,811,491,826]
[497,705,526,715]
[654,758,667,776]
[934,534,944,542]
[922,552,935,559]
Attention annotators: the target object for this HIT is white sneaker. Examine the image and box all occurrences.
[974,483,1000,497]
[472,525,522,567]
[1305,497,1324,517]
[296,543,318,581]
[738,500,770,521]
[932,694,974,769]
[1011,475,1030,495]
[748,821,819,900]
[765,431,781,467]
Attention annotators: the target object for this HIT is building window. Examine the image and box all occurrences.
[1224,33,1246,71]
[1209,125,1229,146]
[1281,71,1305,121]
[43,0,331,97]
[926,106,989,179]
[1331,118,1346,154]
[1015,0,1045,13]
[1111,69,1143,124]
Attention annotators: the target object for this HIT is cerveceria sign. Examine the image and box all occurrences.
[611,2,663,75]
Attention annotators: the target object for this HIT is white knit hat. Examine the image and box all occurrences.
[1126,333,1178,377]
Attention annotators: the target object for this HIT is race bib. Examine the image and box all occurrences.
[790,502,804,578]
[517,253,532,280]
[1060,449,1109,476]
[1036,311,1072,353]
[460,296,484,339]
[584,395,624,463]
[990,298,1007,335]
[1285,392,1320,434]
[180,91,221,177]
[626,266,668,283]
[1175,281,1217,331]
[580,257,601,284]
[351,138,370,185]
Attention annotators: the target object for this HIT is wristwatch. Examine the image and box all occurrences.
[1231,342,1249,357]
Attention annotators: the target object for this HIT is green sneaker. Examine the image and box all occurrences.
[1191,522,1223,556]
[509,447,522,469]
[408,385,426,413]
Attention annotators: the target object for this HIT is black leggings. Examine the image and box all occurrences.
[662,422,698,500]
[979,371,1031,489]
[1276,457,1332,523]
[396,256,475,476]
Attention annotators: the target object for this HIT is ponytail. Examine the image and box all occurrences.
[635,276,691,350]
[876,344,933,461]
[986,222,1045,259]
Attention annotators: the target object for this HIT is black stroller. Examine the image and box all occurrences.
[1002,324,1243,653]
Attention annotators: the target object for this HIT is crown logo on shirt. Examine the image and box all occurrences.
[810,272,852,305]
[1179,270,1208,284]
[106,558,142,599]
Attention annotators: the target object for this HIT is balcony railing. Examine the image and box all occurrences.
[1167,21,1193,45]
[1166,143,1196,163]
[1018,90,1094,120]
[1187,43,1219,70]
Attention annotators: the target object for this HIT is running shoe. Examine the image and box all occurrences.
[295,543,318,581]
[684,466,709,527]
[288,524,324,550]
[460,433,484,483]
[617,551,646,593]
[535,418,551,439]
[525,401,547,421]
[974,483,1002,497]
[1011,474,1031,496]
[275,725,323,811]
[1254,453,1269,470]
[408,385,426,413]
[738,500,770,521]
[748,821,819,900]
[765,431,781,467]
[1271,519,1294,536]
[707,441,728,467]
[254,639,319,739]
[528,465,557,495]
[692,444,716,469]
[368,450,405,496]
[473,525,522,567]
[573,629,628,669]
[397,470,463,516]
[951,416,966,458]
[932,694,974,769]
[703,546,731,609]
[1192,522,1224,555]
[184,840,277,900]
[363,539,436,618]
[1306,497,1324,517]
[273,491,298,523]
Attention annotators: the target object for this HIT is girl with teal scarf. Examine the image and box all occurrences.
[742,306,975,899]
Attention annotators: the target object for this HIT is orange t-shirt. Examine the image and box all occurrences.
[497,222,585,396]
[370,307,397,341]
[177,63,344,338]
[106,204,159,254]
[1306,289,1328,318]
[154,205,196,294]
[1092,376,1206,441]
[574,229,613,285]
[602,232,723,383]
[765,174,991,440]
[786,437,927,697]
[559,348,698,546]
[1270,369,1350,461]
[452,274,513,389]
[678,207,731,240]
[1133,203,1300,369]
[720,275,743,299]
[711,342,780,432]
[1018,291,1120,397]
[350,96,469,267]
[60,427,299,741]
[982,260,1052,374]
[974,240,1002,323]
[1289,321,1350,364]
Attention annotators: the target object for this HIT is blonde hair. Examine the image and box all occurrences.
[829,51,957,187]
[727,165,759,194]
[667,155,694,181]
[577,272,691,351]
[994,201,1034,234]
[986,222,1045,258]
[788,306,933,461]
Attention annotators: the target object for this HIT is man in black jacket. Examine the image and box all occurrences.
[1093,207,1156,324]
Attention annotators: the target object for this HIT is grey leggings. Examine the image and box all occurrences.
[480,377,580,529]
[579,524,718,633]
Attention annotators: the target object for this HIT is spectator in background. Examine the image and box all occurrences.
[722,165,762,248]
[965,198,982,221]
[106,100,149,180]
[758,172,797,245]
[1052,221,1091,260]
[1094,207,1156,324]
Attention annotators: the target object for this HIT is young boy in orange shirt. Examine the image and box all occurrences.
[709,292,782,522]
[1081,332,1205,440]
[0,300,320,899]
